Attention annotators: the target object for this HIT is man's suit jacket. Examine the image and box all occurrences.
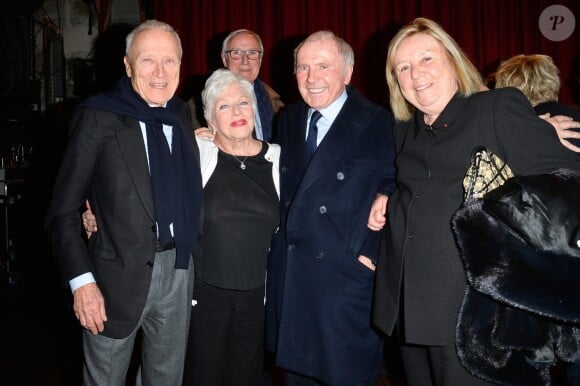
[265,87,396,386]
[254,79,284,142]
[373,88,580,346]
[46,103,201,339]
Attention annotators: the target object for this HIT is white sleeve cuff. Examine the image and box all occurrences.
[69,272,96,293]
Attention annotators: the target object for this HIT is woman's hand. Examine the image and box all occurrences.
[368,194,389,231]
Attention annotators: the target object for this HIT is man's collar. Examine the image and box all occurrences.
[314,88,348,124]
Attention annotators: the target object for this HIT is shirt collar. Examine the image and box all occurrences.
[310,88,348,124]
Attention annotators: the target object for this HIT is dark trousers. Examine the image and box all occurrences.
[283,371,378,386]
[400,343,494,386]
[183,280,265,386]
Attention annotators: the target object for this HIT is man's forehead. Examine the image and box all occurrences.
[298,44,339,62]
[228,33,259,48]
[134,28,176,44]
[131,31,179,55]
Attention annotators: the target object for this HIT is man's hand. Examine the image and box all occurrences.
[194,126,216,140]
[73,282,107,334]
[357,255,376,271]
[540,113,580,152]
[367,194,388,231]
[82,200,97,238]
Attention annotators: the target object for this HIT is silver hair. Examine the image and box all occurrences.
[125,19,183,60]
[221,29,264,53]
[293,30,354,75]
[201,69,257,124]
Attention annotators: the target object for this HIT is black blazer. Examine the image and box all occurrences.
[46,103,201,338]
[373,88,580,345]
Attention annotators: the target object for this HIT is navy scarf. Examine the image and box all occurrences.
[254,80,274,141]
[81,76,202,269]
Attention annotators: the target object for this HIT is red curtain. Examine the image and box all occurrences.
[153,0,580,106]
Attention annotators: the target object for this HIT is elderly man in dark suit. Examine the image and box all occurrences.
[265,30,396,386]
[45,20,202,386]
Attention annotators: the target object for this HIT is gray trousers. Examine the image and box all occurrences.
[82,250,194,386]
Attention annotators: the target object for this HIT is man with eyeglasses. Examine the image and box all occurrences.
[221,29,284,141]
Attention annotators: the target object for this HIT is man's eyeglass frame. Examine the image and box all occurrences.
[225,49,263,60]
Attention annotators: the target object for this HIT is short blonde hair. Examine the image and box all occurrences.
[386,18,484,121]
[494,54,560,106]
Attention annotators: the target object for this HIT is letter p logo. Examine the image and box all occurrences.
[539,5,575,41]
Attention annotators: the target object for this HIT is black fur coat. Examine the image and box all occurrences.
[452,169,580,385]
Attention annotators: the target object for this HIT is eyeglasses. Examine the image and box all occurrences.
[225,49,262,60]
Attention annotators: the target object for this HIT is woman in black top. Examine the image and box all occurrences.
[368,18,580,386]
[185,68,280,386]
